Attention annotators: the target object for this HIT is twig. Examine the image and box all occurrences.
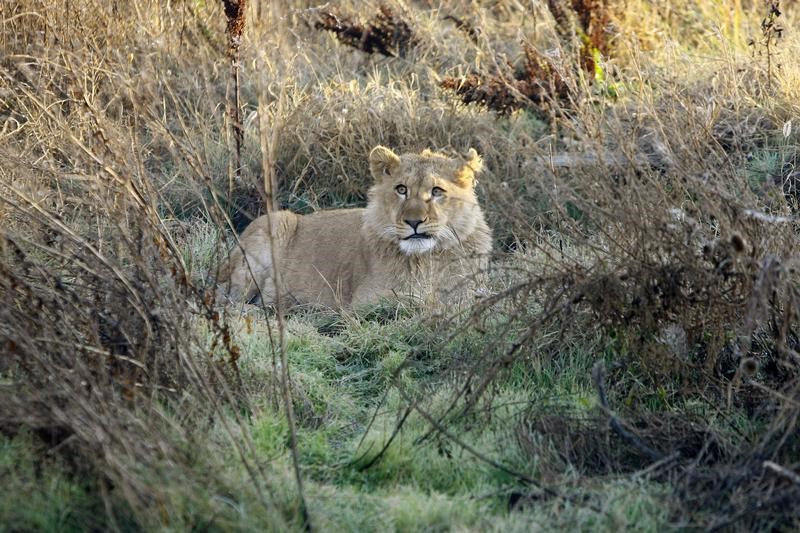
[222,0,247,197]
[592,361,664,462]
[763,460,800,485]
[413,283,574,447]
[357,406,413,471]
[393,381,602,513]
[632,451,681,479]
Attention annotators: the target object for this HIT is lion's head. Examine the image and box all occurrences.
[363,146,485,255]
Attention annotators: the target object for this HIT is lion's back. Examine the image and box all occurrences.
[279,208,370,306]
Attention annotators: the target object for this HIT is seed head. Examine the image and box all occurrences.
[730,233,746,253]
[740,357,758,377]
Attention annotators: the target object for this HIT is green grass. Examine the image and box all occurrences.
[0,275,728,532]
[0,220,764,532]
[0,433,101,532]
[178,302,673,531]
[0,283,649,532]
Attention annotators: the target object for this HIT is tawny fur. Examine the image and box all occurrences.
[215,146,492,309]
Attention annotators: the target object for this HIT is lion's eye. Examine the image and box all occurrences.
[431,186,445,198]
[395,184,407,195]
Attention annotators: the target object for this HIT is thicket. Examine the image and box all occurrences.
[1,0,800,530]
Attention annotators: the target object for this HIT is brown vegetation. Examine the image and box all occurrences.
[440,0,613,114]
[1,0,800,529]
[313,4,415,58]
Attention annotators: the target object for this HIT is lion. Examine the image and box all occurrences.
[214,145,492,309]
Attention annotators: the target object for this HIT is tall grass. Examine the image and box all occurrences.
[2,0,800,530]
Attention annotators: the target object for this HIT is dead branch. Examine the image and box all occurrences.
[592,361,665,462]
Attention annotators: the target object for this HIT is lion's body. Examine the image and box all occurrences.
[215,146,492,309]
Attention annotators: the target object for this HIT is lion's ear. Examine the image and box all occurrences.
[454,148,483,187]
[369,146,401,180]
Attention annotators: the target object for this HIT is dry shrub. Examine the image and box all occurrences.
[749,0,784,88]
[428,19,800,525]
[222,0,248,187]
[0,2,279,528]
[0,173,263,527]
[440,43,570,116]
[222,0,248,42]
[517,403,726,477]
[440,0,613,114]
[477,71,799,389]
[313,4,416,58]
[549,0,614,73]
[439,44,570,115]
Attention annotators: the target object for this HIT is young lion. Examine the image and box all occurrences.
[215,146,492,308]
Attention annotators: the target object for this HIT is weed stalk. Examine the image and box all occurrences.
[222,0,247,197]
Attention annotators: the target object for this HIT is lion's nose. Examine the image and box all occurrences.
[404,219,425,231]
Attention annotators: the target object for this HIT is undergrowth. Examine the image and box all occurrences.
[2,0,800,530]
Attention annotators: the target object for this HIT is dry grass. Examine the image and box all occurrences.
[2,0,800,529]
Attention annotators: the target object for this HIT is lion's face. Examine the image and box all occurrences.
[364,146,484,255]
